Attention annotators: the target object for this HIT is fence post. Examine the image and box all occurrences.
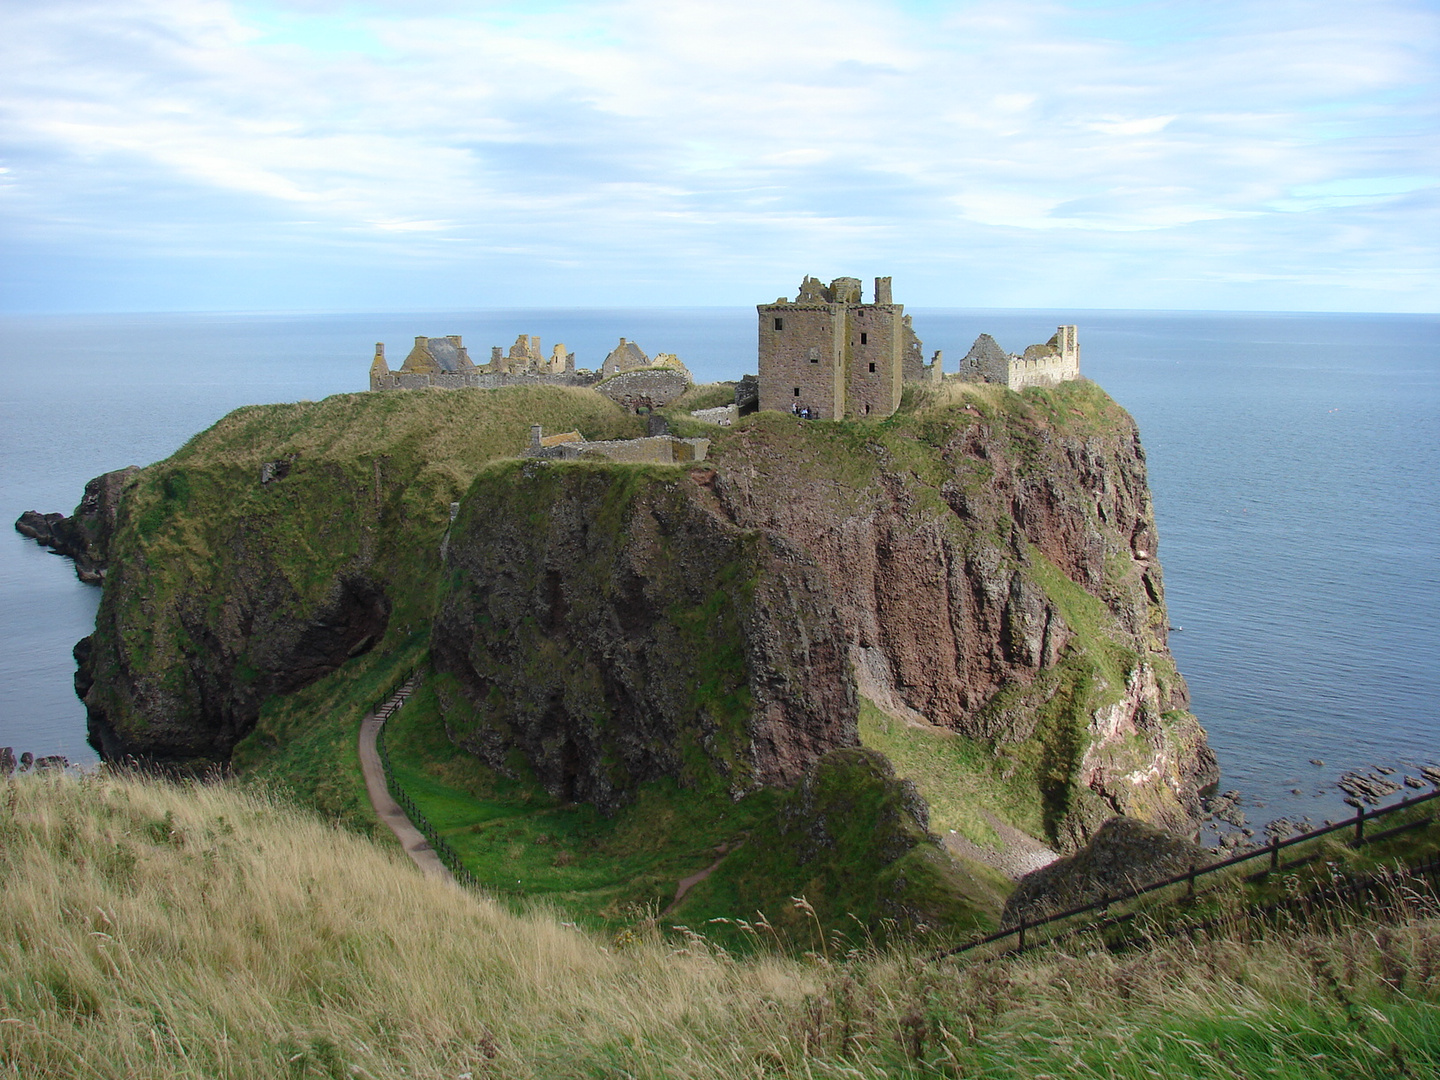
[1017,918,1026,954]
[1355,806,1365,845]
[1270,836,1280,872]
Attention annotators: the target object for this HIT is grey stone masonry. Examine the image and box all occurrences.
[593,367,692,413]
[957,326,1081,390]
[522,425,710,465]
[756,275,937,420]
[369,334,600,391]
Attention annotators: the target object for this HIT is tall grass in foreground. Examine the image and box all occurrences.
[3,772,1440,1078]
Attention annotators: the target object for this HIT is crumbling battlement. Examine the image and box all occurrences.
[368,334,693,394]
[957,326,1081,390]
[757,276,941,421]
[369,335,600,391]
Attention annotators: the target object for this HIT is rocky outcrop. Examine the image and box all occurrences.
[69,387,646,768]
[432,460,857,811]
[705,382,1216,848]
[14,467,139,583]
[83,570,390,764]
[1002,814,1209,926]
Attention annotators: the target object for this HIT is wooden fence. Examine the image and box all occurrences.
[940,786,1440,960]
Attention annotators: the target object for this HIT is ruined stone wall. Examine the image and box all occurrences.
[956,335,1010,384]
[1007,353,1081,390]
[690,404,739,426]
[901,315,927,382]
[557,436,710,464]
[845,304,904,418]
[757,303,845,418]
[370,370,602,392]
[593,368,691,412]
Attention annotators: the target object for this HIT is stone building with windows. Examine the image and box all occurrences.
[756,276,941,420]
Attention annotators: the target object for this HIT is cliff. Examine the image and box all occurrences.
[699,379,1216,849]
[66,374,1212,879]
[15,467,138,583]
[75,387,643,765]
[432,460,857,811]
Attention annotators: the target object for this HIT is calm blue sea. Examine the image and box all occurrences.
[2,309,1436,826]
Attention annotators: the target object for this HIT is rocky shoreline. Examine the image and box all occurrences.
[0,747,70,775]
[13,466,136,584]
[1198,760,1440,856]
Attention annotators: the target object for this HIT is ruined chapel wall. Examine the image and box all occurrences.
[1007,352,1080,390]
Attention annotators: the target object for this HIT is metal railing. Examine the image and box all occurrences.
[940,786,1440,960]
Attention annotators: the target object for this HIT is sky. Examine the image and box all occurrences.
[1,0,1437,313]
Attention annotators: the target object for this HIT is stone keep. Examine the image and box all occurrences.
[758,275,907,420]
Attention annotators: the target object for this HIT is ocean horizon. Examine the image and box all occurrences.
[3,307,1436,832]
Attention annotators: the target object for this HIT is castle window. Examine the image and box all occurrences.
[793,387,800,396]
[860,333,868,345]
[774,317,784,331]
[869,362,876,373]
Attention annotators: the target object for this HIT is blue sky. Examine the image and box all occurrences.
[1,0,1436,312]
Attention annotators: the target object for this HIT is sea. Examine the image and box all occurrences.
[2,309,1436,828]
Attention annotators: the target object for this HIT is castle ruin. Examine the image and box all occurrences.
[368,334,599,392]
[368,333,697,407]
[756,276,942,421]
[958,326,1080,390]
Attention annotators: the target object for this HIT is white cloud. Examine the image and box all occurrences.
[1089,116,1176,136]
[0,0,1436,309]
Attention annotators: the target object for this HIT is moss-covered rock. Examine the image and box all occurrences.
[680,746,1009,942]
[1002,814,1210,926]
[432,459,857,812]
[79,387,642,765]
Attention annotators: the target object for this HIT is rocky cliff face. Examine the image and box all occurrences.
[432,460,857,811]
[14,467,138,583]
[72,387,644,766]
[64,376,1213,857]
[704,381,1216,848]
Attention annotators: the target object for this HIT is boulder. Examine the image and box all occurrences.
[1002,815,1208,927]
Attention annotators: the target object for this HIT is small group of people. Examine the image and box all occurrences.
[790,402,820,420]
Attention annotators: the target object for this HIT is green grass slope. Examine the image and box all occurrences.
[5,771,1440,1079]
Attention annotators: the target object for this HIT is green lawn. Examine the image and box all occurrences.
[381,679,779,930]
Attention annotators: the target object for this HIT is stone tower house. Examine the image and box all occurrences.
[758,275,911,420]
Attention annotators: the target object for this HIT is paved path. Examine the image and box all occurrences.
[358,677,455,884]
